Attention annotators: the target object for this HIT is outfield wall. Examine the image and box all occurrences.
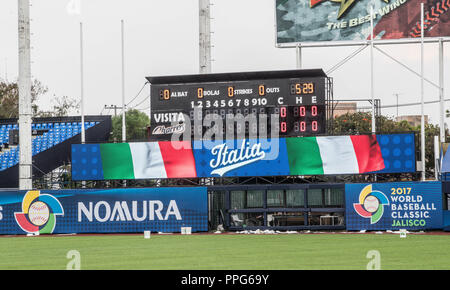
[0,187,208,235]
[214,181,444,232]
[0,181,445,235]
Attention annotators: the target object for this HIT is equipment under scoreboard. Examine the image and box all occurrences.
[146,69,332,141]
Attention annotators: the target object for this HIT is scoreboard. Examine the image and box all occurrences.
[146,70,330,141]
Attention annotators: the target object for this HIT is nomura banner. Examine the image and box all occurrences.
[276,0,450,45]
[346,182,443,230]
[0,187,207,235]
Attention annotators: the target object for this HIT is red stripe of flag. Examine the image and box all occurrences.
[158,141,197,178]
[349,135,385,173]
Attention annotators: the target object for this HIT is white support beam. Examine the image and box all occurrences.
[439,38,445,143]
[296,44,302,69]
[121,20,126,142]
[420,3,426,181]
[18,0,33,190]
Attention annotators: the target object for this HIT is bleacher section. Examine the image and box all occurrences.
[0,115,111,188]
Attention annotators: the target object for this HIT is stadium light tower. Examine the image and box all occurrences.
[18,0,33,190]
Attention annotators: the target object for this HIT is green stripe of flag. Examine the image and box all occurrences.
[286,137,324,175]
[100,143,135,179]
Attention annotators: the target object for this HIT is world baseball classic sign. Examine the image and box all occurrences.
[276,0,450,44]
[345,182,443,230]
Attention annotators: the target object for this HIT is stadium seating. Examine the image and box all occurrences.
[0,120,99,172]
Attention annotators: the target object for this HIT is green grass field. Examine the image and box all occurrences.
[0,233,449,270]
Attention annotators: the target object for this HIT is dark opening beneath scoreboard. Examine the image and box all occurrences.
[146,69,330,141]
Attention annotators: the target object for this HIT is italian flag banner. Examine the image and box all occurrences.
[99,141,197,179]
[286,135,385,175]
[72,135,389,180]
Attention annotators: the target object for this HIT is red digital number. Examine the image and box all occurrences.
[312,121,318,131]
[299,106,306,117]
[311,106,318,116]
[281,122,287,133]
[280,107,287,118]
[300,121,306,132]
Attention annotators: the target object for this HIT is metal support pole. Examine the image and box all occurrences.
[395,93,399,118]
[296,44,302,69]
[439,38,445,143]
[199,0,211,74]
[120,21,127,191]
[435,135,440,180]
[121,20,126,142]
[80,23,86,189]
[420,3,426,181]
[374,46,440,89]
[80,22,85,144]
[18,0,33,190]
[370,6,375,134]
[4,58,7,82]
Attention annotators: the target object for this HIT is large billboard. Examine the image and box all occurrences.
[276,0,450,45]
[0,187,208,235]
[71,133,416,180]
[346,181,443,230]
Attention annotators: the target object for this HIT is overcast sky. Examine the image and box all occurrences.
[0,0,449,125]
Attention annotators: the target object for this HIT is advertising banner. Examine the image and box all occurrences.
[276,0,450,45]
[72,133,416,180]
[0,187,207,235]
[346,181,443,230]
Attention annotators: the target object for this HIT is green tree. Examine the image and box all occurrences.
[0,80,78,118]
[36,95,79,117]
[0,79,47,118]
[332,111,415,134]
[110,109,150,142]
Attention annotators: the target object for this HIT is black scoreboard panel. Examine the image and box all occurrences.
[148,75,328,141]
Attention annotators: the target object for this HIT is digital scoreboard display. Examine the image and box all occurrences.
[146,70,329,141]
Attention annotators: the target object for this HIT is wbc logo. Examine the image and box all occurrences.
[14,190,64,234]
[353,184,389,224]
